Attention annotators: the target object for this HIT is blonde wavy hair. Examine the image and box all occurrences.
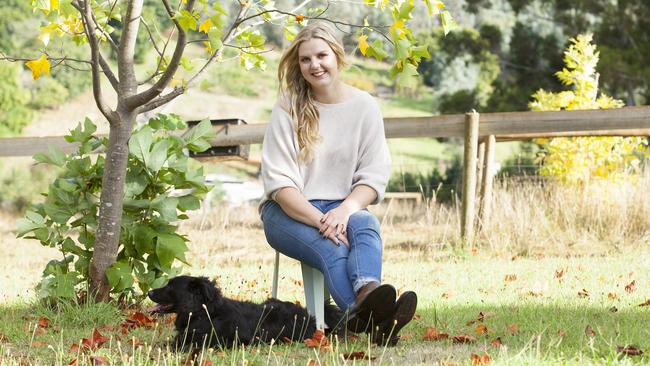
[277,22,348,162]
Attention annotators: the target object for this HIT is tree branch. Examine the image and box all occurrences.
[137,86,185,114]
[75,0,117,124]
[126,0,196,109]
[117,0,145,98]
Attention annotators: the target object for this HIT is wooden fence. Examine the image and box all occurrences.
[1,106,649,241]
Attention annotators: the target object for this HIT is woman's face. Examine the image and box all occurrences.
[298,38,340,92]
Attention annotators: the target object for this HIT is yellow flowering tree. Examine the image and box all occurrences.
[529,34,648,184]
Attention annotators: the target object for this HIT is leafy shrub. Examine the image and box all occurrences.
[0,62,33,136]
[0,164,54,213]
[29,78,69,109]
[530,34,649,184]
[17,114,215,302]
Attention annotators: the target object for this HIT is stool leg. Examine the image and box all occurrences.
[272,251,280,298]
[301,263,325,330]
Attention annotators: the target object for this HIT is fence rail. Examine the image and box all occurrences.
[1,105,649,241]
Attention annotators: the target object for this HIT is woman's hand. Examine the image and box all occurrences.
[319,205,355,249]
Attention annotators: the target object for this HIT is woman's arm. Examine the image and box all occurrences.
[274,187,323,228]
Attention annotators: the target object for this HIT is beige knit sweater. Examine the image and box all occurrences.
[260,88,391,208]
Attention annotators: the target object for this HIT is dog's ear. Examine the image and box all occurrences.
[189,277,220,304]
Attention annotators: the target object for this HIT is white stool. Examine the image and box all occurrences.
[271,251,329,330]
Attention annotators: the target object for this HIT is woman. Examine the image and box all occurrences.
[260,22,416,346]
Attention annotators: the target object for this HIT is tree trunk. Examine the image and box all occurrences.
[89,109,134,301]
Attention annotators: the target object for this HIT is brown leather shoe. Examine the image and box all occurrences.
[346,283,396,333]
[371,291,417,346]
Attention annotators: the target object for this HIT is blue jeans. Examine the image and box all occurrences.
[261,200,383,310]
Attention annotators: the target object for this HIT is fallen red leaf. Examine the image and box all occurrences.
[37,316,50,328]
[507,324,518,334]
[490,337,502,347]
[423,326,449,341]
[80,329,110,351]
[69,343,80,353]
[584,325,596,337]
[638,299,650,307]
[617,345,643,356]
[342,351,376,360]
[31,341,48,347]
[68,359,78,366]
[303,330,330,349]
[557,330,566,337]
[625,280,636,293]
[201,360,214,366]
[470,353,491,364]
[452,334,476,343]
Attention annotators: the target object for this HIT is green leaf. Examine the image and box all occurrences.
[441,10,456,36]
[33,145,66,167]
[129,126,153,165]
[125,169,148,198]
[134,226,157,255]
[207,28,223,51]
[178,195,201,211]
[148,140,169,172]
[106,261,134,291]
[156,233,188,267]
[395,38,411,60]
[16,217,46,237]
[174,10,197,32]
[156,197,179,222]
[43,202,74,224]
[398,1,415,19]
[183,119,215,152]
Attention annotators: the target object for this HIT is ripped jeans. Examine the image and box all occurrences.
[261,200,383,310]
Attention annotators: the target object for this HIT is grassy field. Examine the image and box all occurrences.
[0,175,649,365]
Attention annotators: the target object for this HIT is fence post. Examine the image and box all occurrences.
[479,134,496,229]
[461,110,480,243]
[476,138,486,199]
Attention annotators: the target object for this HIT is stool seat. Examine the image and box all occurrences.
[271,251,329,330]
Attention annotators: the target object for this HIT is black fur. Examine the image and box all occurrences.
[148,275,343,350]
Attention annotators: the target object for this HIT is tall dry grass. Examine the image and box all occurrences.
[375,171,650,257]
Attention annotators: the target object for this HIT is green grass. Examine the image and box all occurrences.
[1,251,648,365]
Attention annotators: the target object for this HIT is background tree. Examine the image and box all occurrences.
[1,0,455,301]
[529,34,648,184]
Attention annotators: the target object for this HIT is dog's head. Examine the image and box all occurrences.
[148,276,222,315]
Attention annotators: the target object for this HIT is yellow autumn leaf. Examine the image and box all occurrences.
[358,34,369,55]
[199,18,213,33]
[26,54,51,80]
[390,20,406,39]
[39,23,62,46]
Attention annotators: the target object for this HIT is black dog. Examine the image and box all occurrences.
[148,276,343,350]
